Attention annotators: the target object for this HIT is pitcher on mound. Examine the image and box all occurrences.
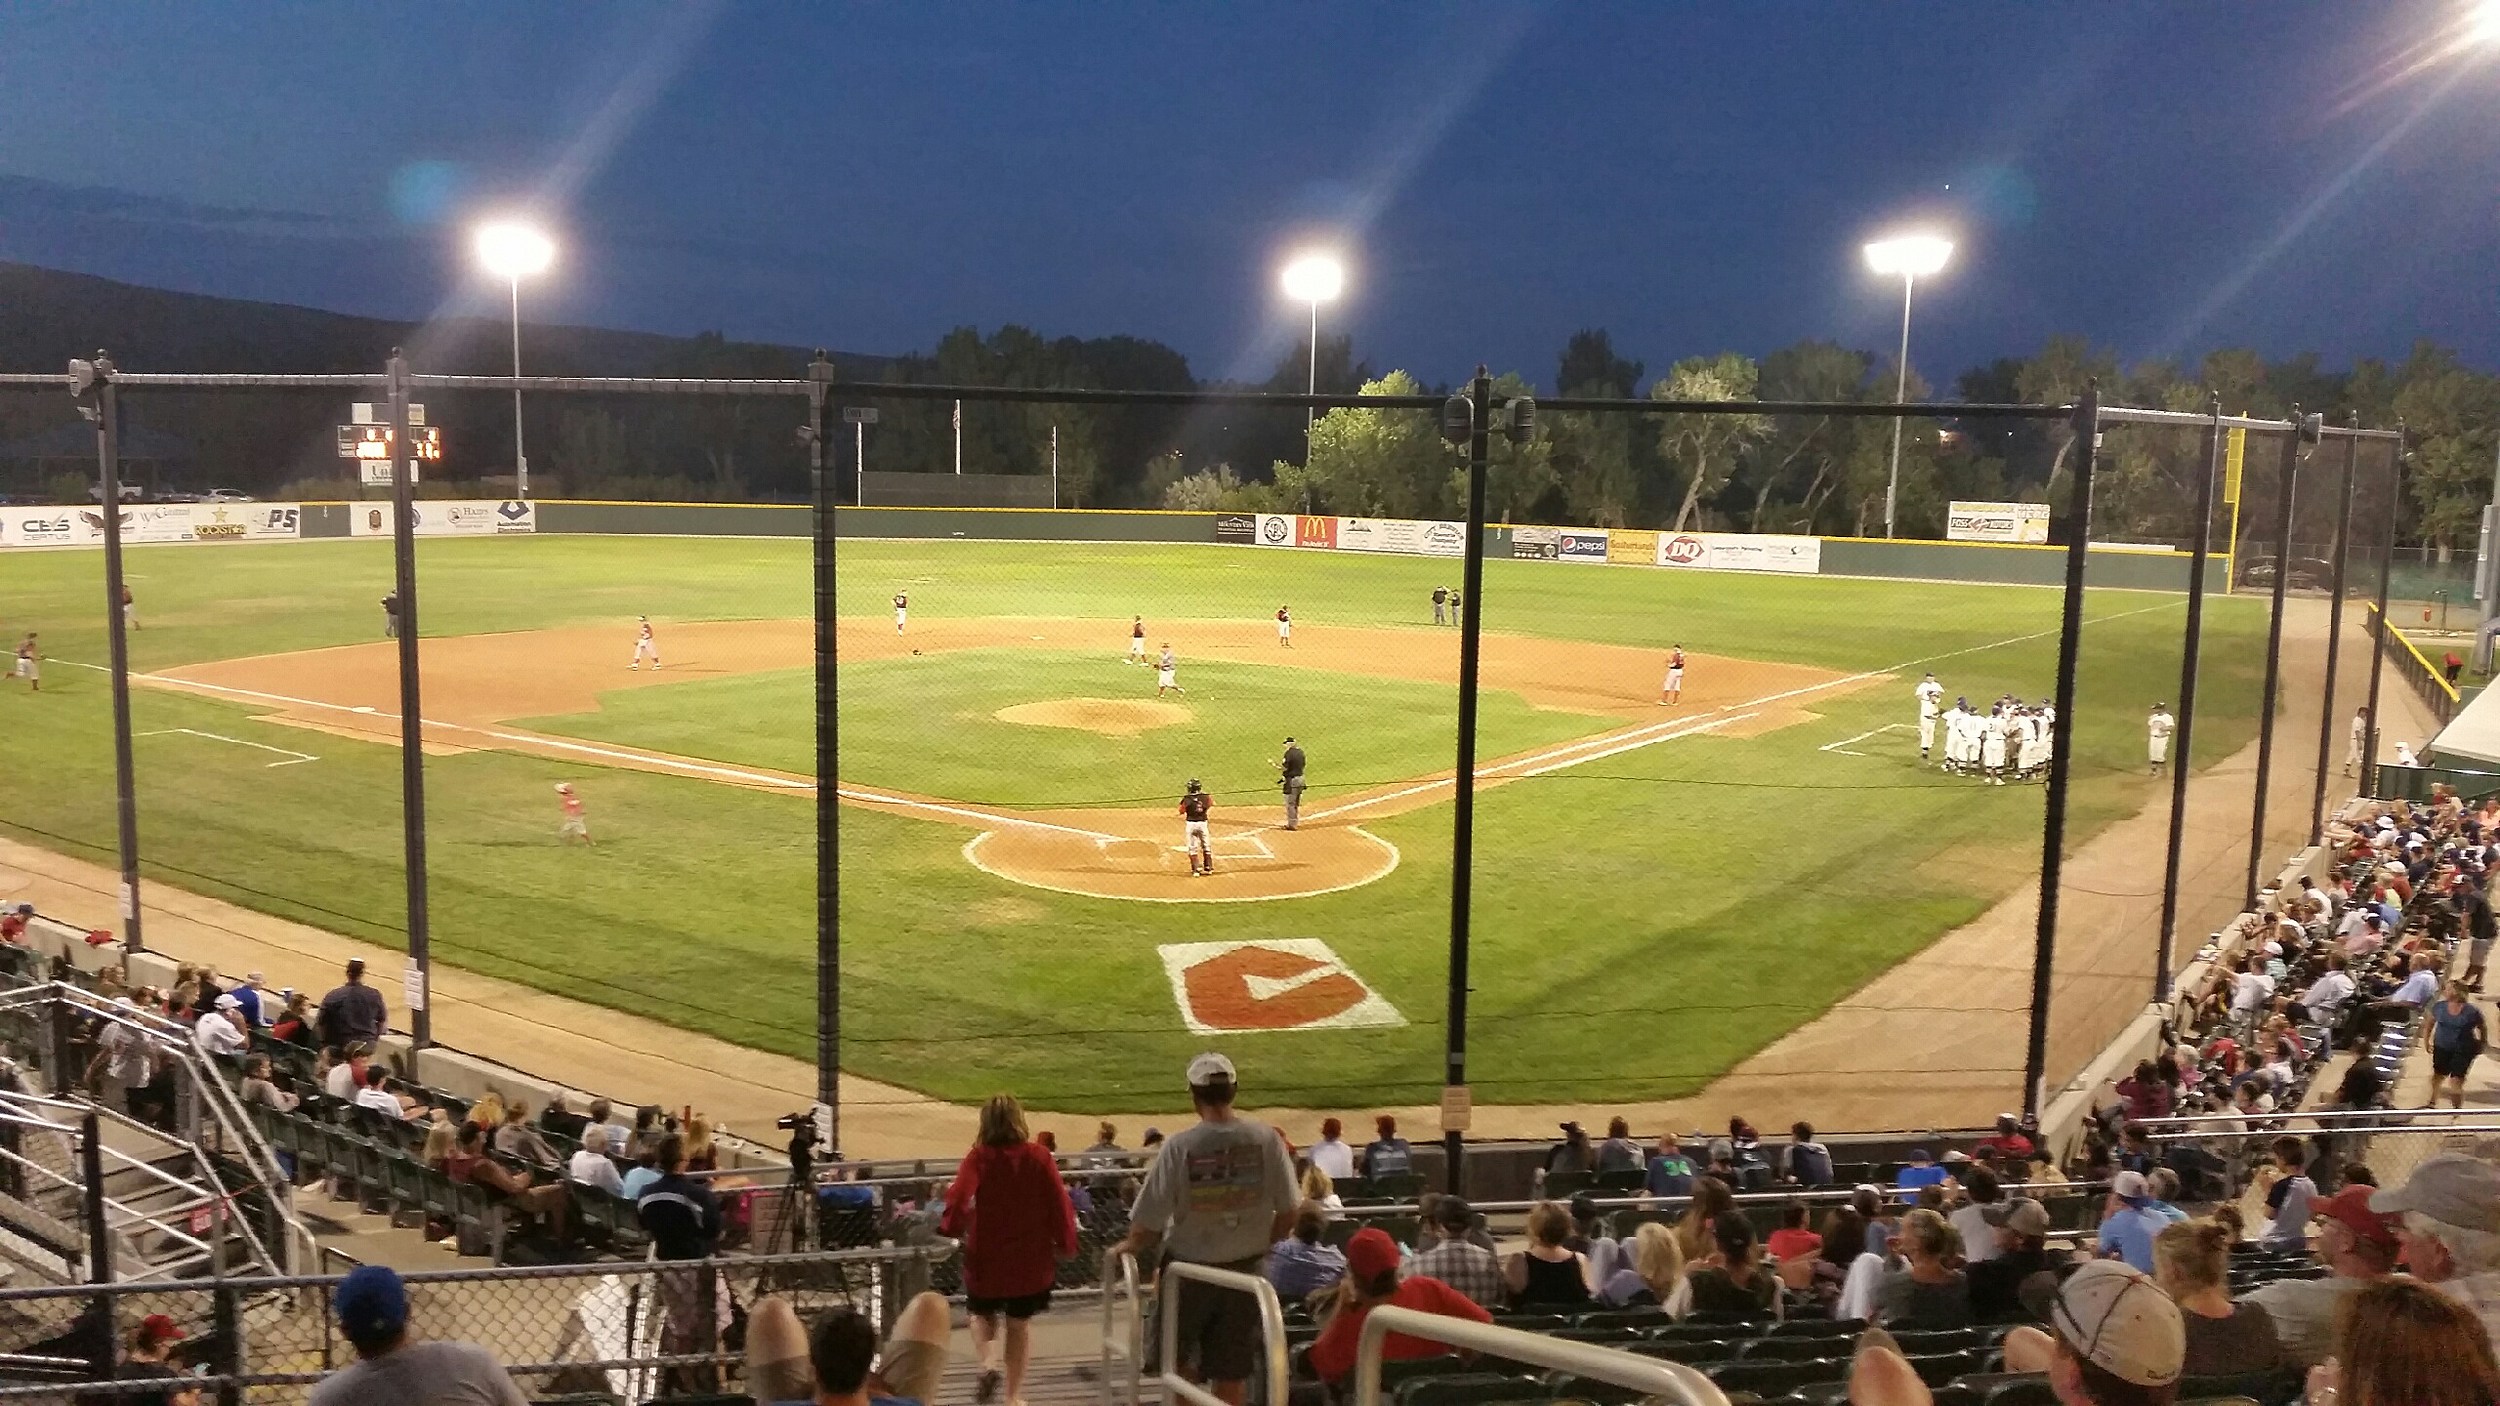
[1179,778,1215,877]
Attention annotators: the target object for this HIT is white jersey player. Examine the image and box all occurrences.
[1942,699,1972,773]
[2344,707,2367,776]
[1916,674,1944,761]
[1980,707,2010,785]
[2015,709,2045,780]
[2147,703,2176,776]
[630,616,659,670]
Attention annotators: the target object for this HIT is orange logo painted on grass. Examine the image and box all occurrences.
[1158,939,1403,1034]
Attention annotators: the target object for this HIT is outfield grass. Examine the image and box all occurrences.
[0,535,2282,1111]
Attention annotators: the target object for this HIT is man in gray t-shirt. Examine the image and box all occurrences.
[1112,1052,1297,1405]
[309,1265,528,1406]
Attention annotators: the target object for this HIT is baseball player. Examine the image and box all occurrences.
[1155,644,1185,697]
[1275,605,1292,648]
[121,583,137,631]
[2345,706,2368,776]
[1128,616,1147,664]
[1980,704,2010,785]
[1279,736,1307,831]
[892,592,909,634]
[1179,778,1215,876]
[555,783,592,845]
[2147,702,2177,776]
[11,633,36,692]
[1431,586,1449,625]
[1916,673,1944,760]
[1448,589,1462,622]
[630,616,659,670]
[2016,707,2046,781]
[1659,646,1686,706]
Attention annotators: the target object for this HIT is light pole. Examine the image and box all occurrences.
[1863,233,1953,539]
[1279,252,1345,460]
[474,222,556,498]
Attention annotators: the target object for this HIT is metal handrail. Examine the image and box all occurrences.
[1342,1179,2096,1219]
[1158,1260,1287,1406]
[1351,1305,1729,1406]
[1099,1247,1144,1406]
[2138,1107,2488,1128]
[2148,1123,2500,1143]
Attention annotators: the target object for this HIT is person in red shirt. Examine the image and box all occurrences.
[1972,1113,2037,1166]
[940,1094,1077,1406]
[1306,1227,1492,1386]
[1766,1200,1824,1263]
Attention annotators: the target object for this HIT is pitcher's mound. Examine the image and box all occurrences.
[995,698,1190,737]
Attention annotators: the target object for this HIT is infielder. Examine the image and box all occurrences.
[1275,605,1292,648]
[121,584,137,631]
[1980,705,2009,785]
[2147,702,2176,776]
[892,592,909,634]
[1659,646,1686,706]
[556,783,592,845]
[1279,736,1307,831]
[2345,706,2368,776]
[1916,673,1944,760]
[11,633,36,692]
[1179,778,1215,876]
[1155,644,1185,697]
[630,616,660,670]
[1128,616,1147,664]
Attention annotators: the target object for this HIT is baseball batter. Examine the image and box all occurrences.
[2147,703,2176,776]
[1916,673,1944,760]
[1128,616,1147,664]
[1179,778,1215,876]
[892,592,909,634]
[1275,605,1292,647]
[630,616,660,670]
[1659,646,1687,706]
[556,783,592,845]
[1156,644,1185,697]
[11,633,36,691]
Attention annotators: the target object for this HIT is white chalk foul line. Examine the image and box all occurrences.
[1821,722,1913,757]
[135,728,320,767]
[836,788,1123,843]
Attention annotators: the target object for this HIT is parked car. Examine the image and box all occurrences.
[2236,554,2332,591]
[84,483,145,503]
[205,488,257,503]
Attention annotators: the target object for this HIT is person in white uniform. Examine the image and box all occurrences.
[1980,706,2010,785]
[2344,706,2368,776]
[2147,703,2177,776]
[1916,673,1944,761]
[1942,698,1971,774]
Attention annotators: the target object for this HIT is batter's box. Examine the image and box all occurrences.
[1170,832,1275,860]
[1159,939,1404,1034]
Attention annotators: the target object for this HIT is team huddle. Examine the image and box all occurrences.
[1915,672,2179,784]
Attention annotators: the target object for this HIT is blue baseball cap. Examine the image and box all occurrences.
[336,1265,409,1344]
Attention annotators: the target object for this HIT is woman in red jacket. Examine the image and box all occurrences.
[941,1094,1078,1406]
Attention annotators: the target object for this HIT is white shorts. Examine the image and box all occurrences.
[560,815,588,837]
[634,639,656,659]
[1665,668,1684,688]
[1157,668,1176,687]
[1277,623,1291,639]
[1130,637,1146,656]
[12,658,32,681]
[894,610,907,628]
[1919,716,1937,746]
[1183,820,1210,842]
[1983,742,2006,767]
[2150,738,2170,763]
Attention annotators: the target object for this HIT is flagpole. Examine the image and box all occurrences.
[953,399,962,476]
[1052,424,1060,508]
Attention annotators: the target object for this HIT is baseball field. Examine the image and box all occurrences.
[0,530,2280,1114]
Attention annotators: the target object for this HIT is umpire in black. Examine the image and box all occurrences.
[1279,737,1307,831]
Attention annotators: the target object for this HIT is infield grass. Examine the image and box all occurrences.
[0,534,2283,1111]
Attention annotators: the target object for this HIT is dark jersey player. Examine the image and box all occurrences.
[1179,780,1215,877]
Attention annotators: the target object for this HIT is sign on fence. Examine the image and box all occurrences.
[1511,525,1561,560]
[1557,529,1610,562]
[1656,531,1821,574]
[350,500,537,538]
[0,503,305,548]
[1948,501,2051,544]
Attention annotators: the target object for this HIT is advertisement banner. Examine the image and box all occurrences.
[1332,516,1466,558]
[1294,514,1337,550]
[190,503,303,541]
[1511,525,1561,560]
[351,499,537,538]
[1656,531,1822,574]
[1557,529,1610,562]
[1946,501,2050,544]
[1607,529,1659,565]
[0,506,83,548]
[1254,513,1295,547]
[1211,513,1257,544]
[1334,516,1386,553]
[0,503,306,548]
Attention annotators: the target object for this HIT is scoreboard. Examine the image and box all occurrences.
[336,424,443,461]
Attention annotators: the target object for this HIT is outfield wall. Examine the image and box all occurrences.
[0,498,2232,592]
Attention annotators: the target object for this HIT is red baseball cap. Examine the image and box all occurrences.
[1344,1226,1401,1282]
[2313,1184,2401,1253]
[136,1314,185,1345]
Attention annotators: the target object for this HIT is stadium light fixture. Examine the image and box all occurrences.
[1863,232,1955,539]
[1280,252,1347,460]
[473,221,557,497]
[2473,0,2500,46]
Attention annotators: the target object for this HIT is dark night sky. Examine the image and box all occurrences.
[2,2,2495,389]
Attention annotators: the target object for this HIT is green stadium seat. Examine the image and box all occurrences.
[1547,1326,1638,1346]
[1489,1315,1569,1334]
[1765,1318,1865,1337]
[1542,1371,1644,1404]
[1703,1359,1845,1395]
[1737,1337,1834,1360]
[1572,1308,1676,1331]
[1394,1375,1546,1406]
[1625,1339,1733,1367]
[1542,1172,1595,1197]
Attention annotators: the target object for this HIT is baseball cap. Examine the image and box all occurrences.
[1343,1226,1401,1282]
[1185,1052,1237,1089]
[2111,1170,2152,1203]
[1982,1197,2051,1237]
[2048,1260,2185,1387]
[335,1265,409,1345]
[2368,1153,2500,1233]
[213,994,241,1010]
[134,1314,185,1346]
[244,971,264,985]
[2312,1184,2402,1252]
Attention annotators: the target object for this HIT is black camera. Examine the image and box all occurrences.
[777,1111,819,1143]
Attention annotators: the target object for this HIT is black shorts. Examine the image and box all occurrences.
[2433,1043,2480,1080]
[1165,1258,1265,1382]
[966,1289,1052,1320]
